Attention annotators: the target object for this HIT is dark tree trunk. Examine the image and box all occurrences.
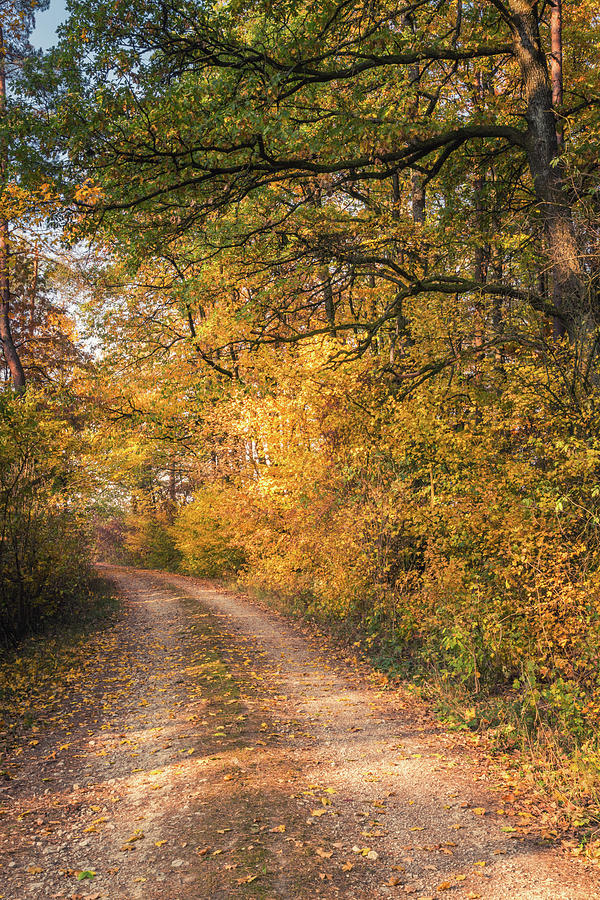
[0,220,25,393]
[473,72,490,355]
[507,0,586,340]
[0,26,26,393]
[549,0,565,338]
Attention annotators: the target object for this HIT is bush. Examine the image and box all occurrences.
[172,487,246,577]
[0,391,94,645]
[124,511,182,570]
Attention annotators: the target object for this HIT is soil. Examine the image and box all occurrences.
[1,565,598,899]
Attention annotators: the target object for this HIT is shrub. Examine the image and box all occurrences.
[0,391,93,644]
[172,487,246,577]
[124,511,182,571]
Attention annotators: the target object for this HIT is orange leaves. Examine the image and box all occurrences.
[73,179,103,208]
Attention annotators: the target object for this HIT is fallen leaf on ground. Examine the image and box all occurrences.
[76,870,95,881]
[126,830,144,843]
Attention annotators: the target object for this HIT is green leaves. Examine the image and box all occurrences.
[76,870,96,881]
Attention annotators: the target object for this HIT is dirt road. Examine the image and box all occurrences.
[1,566,597,899]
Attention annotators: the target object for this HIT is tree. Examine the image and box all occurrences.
[59,0,600,360]
[0,0,49,392]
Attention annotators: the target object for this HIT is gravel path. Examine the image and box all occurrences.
[1,566,598,899]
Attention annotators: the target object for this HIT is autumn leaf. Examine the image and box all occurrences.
[126,830,144,843]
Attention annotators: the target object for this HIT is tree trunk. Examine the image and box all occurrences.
[29,245,39,338]
[473,71,490,355]
[550,0,563,146]
[321,265,336,331]
[507,0,586,341]
[0,26,26,392]
[549,0,565,338]
[0,220,25,393]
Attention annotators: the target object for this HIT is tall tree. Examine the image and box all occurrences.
[61,1,599,348]
[0,0,49,392]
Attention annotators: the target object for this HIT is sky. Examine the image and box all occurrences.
[31,0,69,50]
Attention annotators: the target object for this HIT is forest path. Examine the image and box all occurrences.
[1,566,597,900]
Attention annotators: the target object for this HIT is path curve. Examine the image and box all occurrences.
[1,566,597,899]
